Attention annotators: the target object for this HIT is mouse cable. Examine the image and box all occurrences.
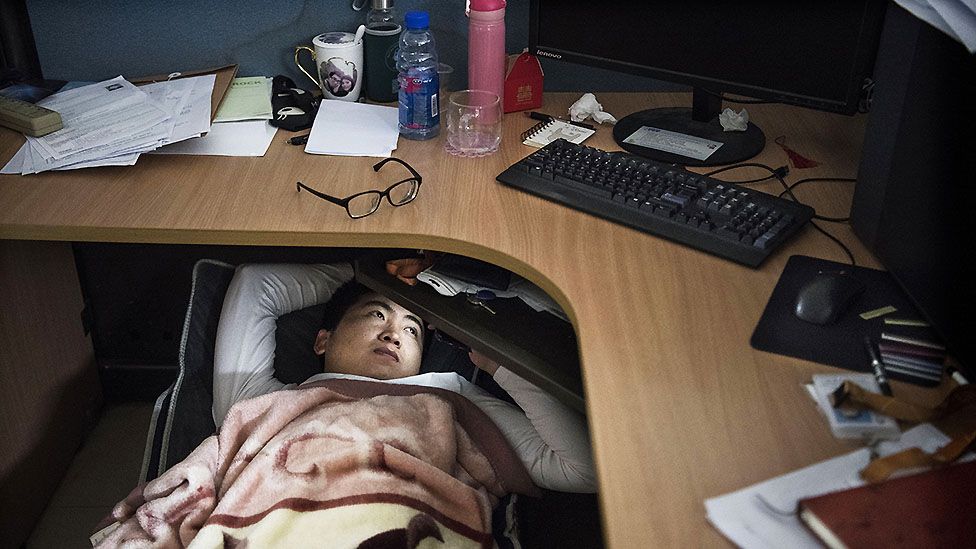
[776,177,857,222]
[706,163,857,266]
[702,162,785,184]
[808,220,856,266]
[770,170,857,266]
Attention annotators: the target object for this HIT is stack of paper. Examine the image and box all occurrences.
[2,74,215,174]
[305,100,399,157]
[153,75,277,157]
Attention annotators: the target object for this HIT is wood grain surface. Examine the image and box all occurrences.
[2,93,920,547]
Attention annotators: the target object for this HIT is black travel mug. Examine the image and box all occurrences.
[364,23,402,103]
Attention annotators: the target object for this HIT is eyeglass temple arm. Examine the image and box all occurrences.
[296,182,348,207]
[373,157,422,182]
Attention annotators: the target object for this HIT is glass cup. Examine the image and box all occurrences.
[444,89,502,157]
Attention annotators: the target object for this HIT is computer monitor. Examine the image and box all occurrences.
[529,1,887,166]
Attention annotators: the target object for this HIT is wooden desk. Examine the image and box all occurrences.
[1,92,880,546]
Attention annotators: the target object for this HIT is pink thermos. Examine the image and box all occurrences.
[467,0,506,105]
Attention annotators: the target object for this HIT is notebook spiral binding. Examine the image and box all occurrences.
[521,119,557,142]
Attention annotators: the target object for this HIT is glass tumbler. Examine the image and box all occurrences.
[444,89,501,157]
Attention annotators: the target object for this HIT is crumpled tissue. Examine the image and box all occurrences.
[569,93,617,125]
[718,108,749,132]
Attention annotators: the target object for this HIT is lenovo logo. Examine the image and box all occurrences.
[536,50,562,60]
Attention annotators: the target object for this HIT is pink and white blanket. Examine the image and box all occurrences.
[96,379,539,548]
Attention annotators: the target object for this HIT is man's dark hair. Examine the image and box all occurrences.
[321,280,373,331]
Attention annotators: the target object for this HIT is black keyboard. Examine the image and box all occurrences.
[496,139,814,267]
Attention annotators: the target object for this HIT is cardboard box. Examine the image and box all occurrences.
[504,52,543,113]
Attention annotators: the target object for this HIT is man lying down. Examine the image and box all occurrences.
[97,263,595,547]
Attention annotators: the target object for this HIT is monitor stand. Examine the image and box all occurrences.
[612,87,765,167]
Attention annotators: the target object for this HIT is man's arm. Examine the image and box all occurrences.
[464,351,597,493]
[212,263,353,427]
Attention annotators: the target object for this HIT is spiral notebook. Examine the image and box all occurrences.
[521,118,595,148]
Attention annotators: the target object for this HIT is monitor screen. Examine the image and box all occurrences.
[529,1,887,165]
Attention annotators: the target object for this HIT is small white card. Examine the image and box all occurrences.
[622,125,723,160]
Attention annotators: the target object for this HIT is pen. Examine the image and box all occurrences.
[528,111,595,130]
[864,336,893,396]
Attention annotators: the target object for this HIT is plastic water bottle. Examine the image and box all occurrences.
[467,0,506,105]
[397,10,440,140]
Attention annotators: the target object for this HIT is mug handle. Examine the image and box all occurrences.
[294,46,320,89]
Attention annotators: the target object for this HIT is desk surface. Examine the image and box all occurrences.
[0,92,891,546]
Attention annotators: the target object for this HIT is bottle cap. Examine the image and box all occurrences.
[404,11,430,29]
[469,0,506,11]
[370,0,394,9]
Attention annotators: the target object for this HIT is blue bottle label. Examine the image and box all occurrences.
[398,73,440,129]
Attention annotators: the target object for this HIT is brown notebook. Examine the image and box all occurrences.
[798,460,976,549]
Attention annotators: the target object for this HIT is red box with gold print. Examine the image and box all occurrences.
[503,52,544,113]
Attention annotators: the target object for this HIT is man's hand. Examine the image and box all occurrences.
[385,254,436,286]
[469,350,500,376]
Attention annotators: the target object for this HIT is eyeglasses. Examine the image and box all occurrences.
[296,157,423,219]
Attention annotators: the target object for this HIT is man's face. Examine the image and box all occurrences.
[314,293,424,379]
[327,72,342,90]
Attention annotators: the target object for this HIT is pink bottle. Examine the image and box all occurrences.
[467,0,506,106]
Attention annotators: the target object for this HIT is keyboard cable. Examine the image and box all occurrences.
[702,163,858,266]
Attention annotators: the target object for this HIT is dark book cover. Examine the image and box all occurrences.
[881,331,946,351]
[879,352,944,371]
[878,339,947,360]
[798,460,976,549]
[881,324,946,351]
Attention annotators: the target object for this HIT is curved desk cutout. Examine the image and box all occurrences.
[1,93,878,547]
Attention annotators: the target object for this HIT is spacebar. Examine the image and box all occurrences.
[553,174,612,198]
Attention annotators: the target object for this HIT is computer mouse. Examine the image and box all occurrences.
[794,271,866,325]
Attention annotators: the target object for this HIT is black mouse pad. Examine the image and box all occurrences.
[751,255,924,374]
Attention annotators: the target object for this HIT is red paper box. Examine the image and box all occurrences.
[504,52,544,113]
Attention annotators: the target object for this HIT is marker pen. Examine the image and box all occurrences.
[864,336,893,396]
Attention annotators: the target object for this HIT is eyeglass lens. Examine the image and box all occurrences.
[345,179,419,218]
[388,179,419,205]
[347,192,383,218]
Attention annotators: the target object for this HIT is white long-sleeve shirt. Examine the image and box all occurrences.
[212,263,596,493]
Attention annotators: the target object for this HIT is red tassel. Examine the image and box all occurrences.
[775,136,820,169]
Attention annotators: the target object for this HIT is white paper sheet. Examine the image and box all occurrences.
[30,76,169,160]
[704,424,973,549]
[152,120,277,157]
[895,0,976,52]
[1,143,27,174]
[304,100,399,157]
[141,74,214,146]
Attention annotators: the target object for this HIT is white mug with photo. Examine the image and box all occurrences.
[295,26,365,101]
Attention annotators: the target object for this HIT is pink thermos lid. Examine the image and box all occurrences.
[469,0,506,12]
